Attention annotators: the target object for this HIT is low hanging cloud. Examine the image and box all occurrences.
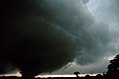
[0,0,117,77]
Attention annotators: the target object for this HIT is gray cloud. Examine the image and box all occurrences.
[82,0,90,4]
[0,0,118,77]
[84,0,119,62]
[53,59,109,74]
[54,0,119,74]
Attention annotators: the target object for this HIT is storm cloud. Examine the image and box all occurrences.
[0,0,117,77]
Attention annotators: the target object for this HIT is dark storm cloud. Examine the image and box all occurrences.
[0,0,115,77]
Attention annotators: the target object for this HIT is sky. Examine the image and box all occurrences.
[1,0,119,77]
[51,0,119,74]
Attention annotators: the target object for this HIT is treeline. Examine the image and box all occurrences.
[0,75,119,79]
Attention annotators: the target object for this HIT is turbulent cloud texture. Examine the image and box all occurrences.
[0,0,117,77]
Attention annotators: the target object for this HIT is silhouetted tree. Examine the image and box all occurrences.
[74,71,80,77]
[96,74,102,78]
[85,74,90,78]
[107,54,119,76]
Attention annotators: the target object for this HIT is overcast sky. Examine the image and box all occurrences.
[1,0,119,77]
[52,0,119,74]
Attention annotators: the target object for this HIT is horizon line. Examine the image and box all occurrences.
[0,72,100,78]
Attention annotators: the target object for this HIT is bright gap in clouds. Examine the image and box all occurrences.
[0,72,21,77]
[35,74,97,78]
[0,72,97,78]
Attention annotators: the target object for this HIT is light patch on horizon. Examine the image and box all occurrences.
[0,71,97,78]
[0,72,21,77]
[35,74,97,78]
